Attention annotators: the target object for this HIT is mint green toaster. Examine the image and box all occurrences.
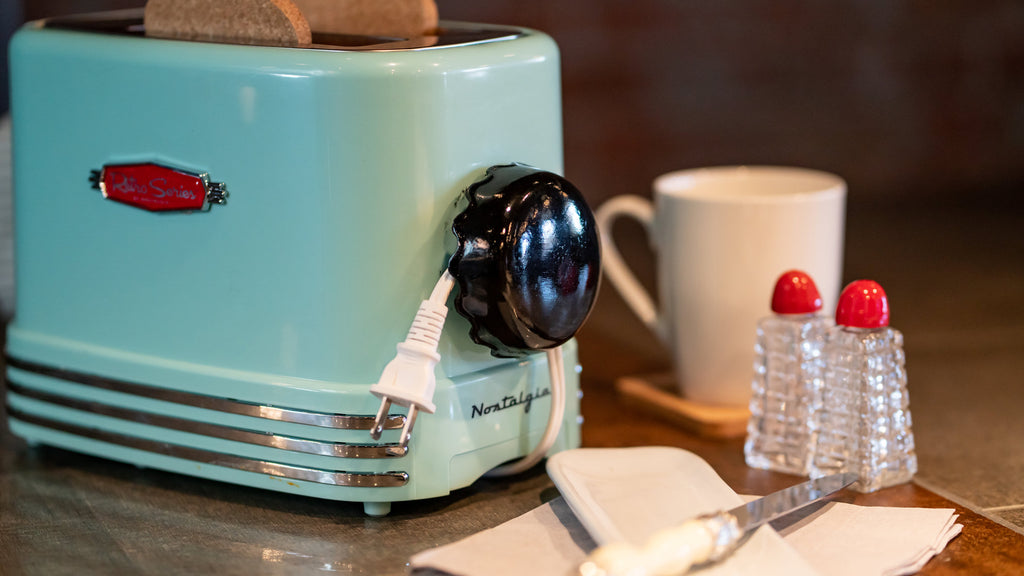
[4,10,599,516]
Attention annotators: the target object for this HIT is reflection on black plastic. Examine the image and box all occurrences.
[449,164,601,358]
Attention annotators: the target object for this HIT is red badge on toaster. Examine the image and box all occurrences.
[89,162,228,212]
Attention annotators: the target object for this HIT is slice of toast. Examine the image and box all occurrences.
[292,0,438,38]
[145,0,313,46]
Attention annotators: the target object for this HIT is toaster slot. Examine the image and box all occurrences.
[41,9,522,52]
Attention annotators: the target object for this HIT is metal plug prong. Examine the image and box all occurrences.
[386,405,418,457]
[370,397,392,440]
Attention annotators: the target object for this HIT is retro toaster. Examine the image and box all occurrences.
[4,10,599,516]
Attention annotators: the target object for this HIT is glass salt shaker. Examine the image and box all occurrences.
[745,270,830,475]
[811,280,917,492]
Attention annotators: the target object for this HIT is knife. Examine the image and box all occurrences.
[578,472,858,576]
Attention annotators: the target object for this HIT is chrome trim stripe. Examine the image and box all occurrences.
[6,408,410,488]
[6,381,407,459]
[5,356,404,430]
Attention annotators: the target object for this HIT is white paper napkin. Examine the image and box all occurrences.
[780,502,962,576]
[410,447,961,576]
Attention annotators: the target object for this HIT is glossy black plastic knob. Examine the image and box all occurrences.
[448,164,601,358]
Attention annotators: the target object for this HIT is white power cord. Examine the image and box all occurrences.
[485,344,566,477]
[369,271,568,472]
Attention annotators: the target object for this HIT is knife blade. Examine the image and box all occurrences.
[579,472,858,576]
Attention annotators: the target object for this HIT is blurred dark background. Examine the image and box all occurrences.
[5,0,1022,205]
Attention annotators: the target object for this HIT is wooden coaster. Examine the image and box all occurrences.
[292,0,439,37]
[145,0,313,46]
[615,373,750,439]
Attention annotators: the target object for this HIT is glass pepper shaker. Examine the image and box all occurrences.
[811,280,917,492]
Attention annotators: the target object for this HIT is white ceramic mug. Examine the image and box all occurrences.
[597,166,846,407]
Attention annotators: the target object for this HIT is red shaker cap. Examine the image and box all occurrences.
[835,280,890,328]
[771,270,823,314]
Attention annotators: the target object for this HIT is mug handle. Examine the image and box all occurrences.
[595,195,666,342]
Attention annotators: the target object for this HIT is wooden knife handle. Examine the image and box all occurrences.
[580,511,743,576]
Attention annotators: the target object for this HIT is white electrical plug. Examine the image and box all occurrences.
[369,272,454,455]
[368,269,567,473]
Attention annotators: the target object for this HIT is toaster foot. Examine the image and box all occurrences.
[363,501,392,517]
